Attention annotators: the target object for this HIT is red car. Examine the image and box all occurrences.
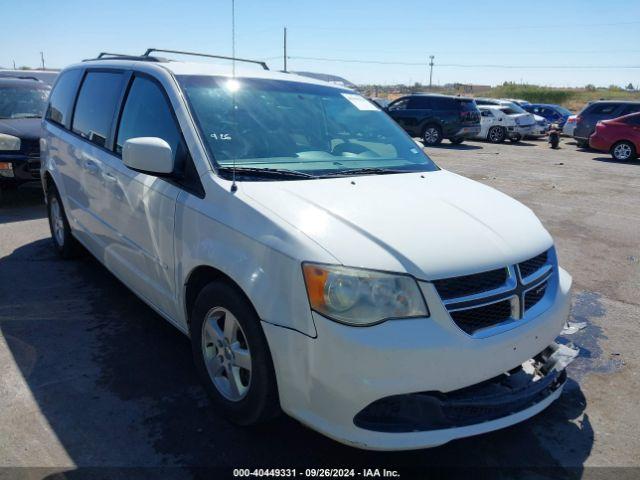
[589,112,640,161]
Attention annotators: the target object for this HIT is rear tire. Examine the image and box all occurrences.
[422,125,443,146]
[611,141,637,161]
[509,133,522,143]
[487,126,506,143]
[576,139,589,149]
[47,184,80,259]
[191,281,280,426]
[450,137,464,145]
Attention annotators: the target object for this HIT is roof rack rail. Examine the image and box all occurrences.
[82,52,164,62]
[142,48,269,70]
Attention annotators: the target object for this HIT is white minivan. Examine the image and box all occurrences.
[41,50,575,451]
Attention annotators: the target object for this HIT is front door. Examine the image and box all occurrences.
[99,74,187,318]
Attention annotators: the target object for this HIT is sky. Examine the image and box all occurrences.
[2,0,639,87]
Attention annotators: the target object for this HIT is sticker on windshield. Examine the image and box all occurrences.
[341,93,379,111]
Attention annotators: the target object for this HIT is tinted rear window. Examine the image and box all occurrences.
[45,69,83,127]
[72,71,124,147]
[457,99,477,111]
[586,103,620,115]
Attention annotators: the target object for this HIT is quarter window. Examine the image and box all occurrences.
[72,71,124,147]
[619,104,640,116]
[45,69,83,127]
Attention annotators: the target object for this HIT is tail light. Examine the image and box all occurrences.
[567,117,576,124]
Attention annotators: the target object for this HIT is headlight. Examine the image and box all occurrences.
[302,263,428,326]
[0,134,21,151]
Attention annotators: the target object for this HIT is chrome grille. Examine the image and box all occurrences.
[435,249,554,336]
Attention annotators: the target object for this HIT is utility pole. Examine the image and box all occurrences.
[40,51,45,70]
[12,60,16,70]
[283,27,288,72]
[428,55,435,89]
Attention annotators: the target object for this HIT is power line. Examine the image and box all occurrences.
[287,55,640,69]
[284,20,640,32]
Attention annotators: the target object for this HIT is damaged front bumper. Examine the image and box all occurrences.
[354,343,578,434]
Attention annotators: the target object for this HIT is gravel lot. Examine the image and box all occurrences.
[0,137,639,478]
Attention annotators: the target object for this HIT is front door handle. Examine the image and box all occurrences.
[84,160,99,174]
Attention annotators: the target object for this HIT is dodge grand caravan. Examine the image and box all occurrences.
[41,50,576,450]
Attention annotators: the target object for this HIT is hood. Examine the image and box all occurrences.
[0,118,42,139]
[242,170,553,280]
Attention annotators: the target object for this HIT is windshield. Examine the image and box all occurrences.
[0,86,49,119]
[178,75,438,178]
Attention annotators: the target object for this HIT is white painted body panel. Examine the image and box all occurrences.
[41,59,573,450]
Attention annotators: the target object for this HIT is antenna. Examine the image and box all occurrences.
[230,0,238,193]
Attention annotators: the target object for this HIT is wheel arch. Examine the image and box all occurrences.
[184,265,259,330]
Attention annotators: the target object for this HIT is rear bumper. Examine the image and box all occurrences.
[264,267,573,450]
[451,125,481,139]
[588,134,611,152]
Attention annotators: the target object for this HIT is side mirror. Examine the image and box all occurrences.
[122,137,174,175]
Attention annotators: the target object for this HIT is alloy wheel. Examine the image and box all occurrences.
[423,127,440,144]
[613,143,632,160]
[201,307,252,401]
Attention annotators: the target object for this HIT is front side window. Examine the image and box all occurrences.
[46,69,82,126]
[116,76,185,168]
[178,76,438,179]
[0,84,50,120]
[72,71,124,147]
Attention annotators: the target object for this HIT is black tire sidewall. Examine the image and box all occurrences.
[47,185,78,258]
[190,281,280,425]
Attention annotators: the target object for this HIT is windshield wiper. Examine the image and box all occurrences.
[320,167,410,177]
[218,166,317,180]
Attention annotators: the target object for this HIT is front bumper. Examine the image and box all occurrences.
[263,267,572,450]
[0,154,41,186]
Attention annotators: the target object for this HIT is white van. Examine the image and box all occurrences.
[41,50,575,451]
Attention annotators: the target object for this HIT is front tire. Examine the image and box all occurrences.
[450,137,464,145]
[422,125,443,146]
[487,126,506,143]
[191,281,280,425]
[47,184,80,258]
[509,133,522,143]
[611,141,637,161]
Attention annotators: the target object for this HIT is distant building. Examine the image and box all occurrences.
[444,83,492,93]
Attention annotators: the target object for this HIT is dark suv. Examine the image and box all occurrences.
[385,94,481,145]
[574,101,640,148]
[0,76,52,199]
